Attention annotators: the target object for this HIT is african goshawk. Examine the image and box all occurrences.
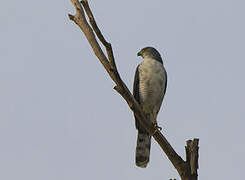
[133,47,167,168]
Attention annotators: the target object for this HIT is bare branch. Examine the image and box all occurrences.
[69,0,155,135]
[68,1,199,179]
[186,139,199,175]
[69,0,112,81]
[80,0,118,72]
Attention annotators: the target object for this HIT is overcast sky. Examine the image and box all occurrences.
[1,0,245,179]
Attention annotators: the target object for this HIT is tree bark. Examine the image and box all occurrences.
[68,1,199,179]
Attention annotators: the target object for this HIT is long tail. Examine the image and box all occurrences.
[135,131,151,168]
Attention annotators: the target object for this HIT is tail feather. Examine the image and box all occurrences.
[135,131,151,168]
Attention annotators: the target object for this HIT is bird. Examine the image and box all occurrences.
[133,47,167,168]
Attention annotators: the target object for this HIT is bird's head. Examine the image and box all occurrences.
[137,47,163,63]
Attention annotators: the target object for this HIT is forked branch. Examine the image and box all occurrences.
[68,1,199,179]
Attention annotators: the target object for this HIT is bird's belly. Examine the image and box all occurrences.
[138,62,165,113]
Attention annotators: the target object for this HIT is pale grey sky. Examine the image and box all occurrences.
[1,0,245,179]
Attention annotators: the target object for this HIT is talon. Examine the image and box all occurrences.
[152,123,162,135]
[152,127,158,135]
[158,126,162,131]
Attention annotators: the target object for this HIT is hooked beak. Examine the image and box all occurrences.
[137,51,142,56]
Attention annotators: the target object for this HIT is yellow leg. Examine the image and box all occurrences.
[142,108,162,134]
[153,112,157,125]
[153,112,162,131]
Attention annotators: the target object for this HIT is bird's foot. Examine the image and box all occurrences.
[152,123,162,135]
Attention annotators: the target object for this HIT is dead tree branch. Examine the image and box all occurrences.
[68,0,199,179]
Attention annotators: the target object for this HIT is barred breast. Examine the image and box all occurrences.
[138,58,166,114]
